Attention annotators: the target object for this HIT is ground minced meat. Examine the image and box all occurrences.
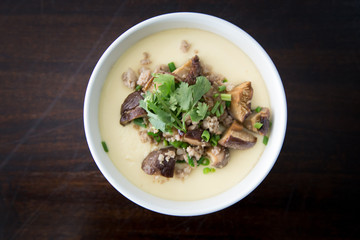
[153,64,169,74]
[186,146,204,161]
[165,150,176,161]
[137,68,152,87]
[202,116,222,135]
[180,40,191,53]
[138,130,151,143]
[175,165,192,180]
[122,68,137,89]
[140,52,152,65]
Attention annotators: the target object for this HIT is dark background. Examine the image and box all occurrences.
[1,0,359,239]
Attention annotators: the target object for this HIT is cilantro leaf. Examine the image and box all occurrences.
[191,76,211,103]
[153,74,175,97]
[175,81,192,111]
[169,95,177,111]
[196,102,208,118]
[189,102,209,122]
[139,73,212,133]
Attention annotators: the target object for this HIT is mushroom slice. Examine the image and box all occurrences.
[141,147,177,178]
[172,58,192,80]
[218,121,257,150]
[206,146,230,169]
[229,81,253,123]
[172,55,202,85]
[183,129,210,147]
[120,91,147,126]
[244,107,271,136]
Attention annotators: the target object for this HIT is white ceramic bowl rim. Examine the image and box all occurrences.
[84,12,287,216]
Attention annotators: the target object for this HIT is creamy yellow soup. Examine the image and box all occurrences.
[98,28,270,201]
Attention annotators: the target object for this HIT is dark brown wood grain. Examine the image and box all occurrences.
[1,0,359,239]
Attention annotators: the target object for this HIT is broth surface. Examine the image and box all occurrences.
[98,28,270,201]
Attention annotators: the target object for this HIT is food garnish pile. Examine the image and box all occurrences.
[112,46,271,180]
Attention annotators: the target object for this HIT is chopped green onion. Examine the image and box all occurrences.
[254,122,263,129]
[201,130,210,142]
[210,134,221,146]
[147,132,161,142]
[213,93,219,98]
[199,157,210,166]
[176,160,186,164]
[181,142,189,149]
[269,121,273,128]
[135,85,142,91]
[101,141,109,153]
[168,62,176,72]
[211,101,221,114]
[255,106,262,113]
[218,85,226,92]
[170,140,182,148]
[219,104,224,115]
[225,101,231,108]
[215,109,221,117]
[187,155,195,167]
[220,93,231,101]
[203,167,211,174]
[133,118,146,128]
[147,132,158,137]
[163,139,169,146]
[223,79,228,83]
[203,167,215,174]
[263,136,269,145]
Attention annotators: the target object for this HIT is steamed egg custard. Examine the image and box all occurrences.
[98,28,271,201]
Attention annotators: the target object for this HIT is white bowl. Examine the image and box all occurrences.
[84,12,287,216]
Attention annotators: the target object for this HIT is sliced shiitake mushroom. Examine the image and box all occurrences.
[120,91,147,126]
[244,107,270,136]
[141,147,177,178]
[206,146,230,169]
[183,129,210,147]
[172,55,202,85]
[229,81,253,123]
[218,121,257,150]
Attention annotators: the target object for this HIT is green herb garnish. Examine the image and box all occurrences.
[255,106,262,113]
[198,157,210,166]
[135,85,142,91]
[170,140,182,148]
[203,167,216,174]
[201,130,210,142]
[220,93,231,102]
[211,101,221,114]
[219,104,224,115]
[101,141,109,153]
[203,167,210,174]
[215,109,221,117]
[254,122,263,129]
[133,118,146,128]
[163,139,169,146]
[263,136,269,145]
[187,155,195,167]
[210,134,221,146]
[225,101,231,108]
[147,132,161,142]
[218,85,226,92]
[140,74,211,133]
[223,79,228,83]
[180,142,189,149]
[168,62,176,72]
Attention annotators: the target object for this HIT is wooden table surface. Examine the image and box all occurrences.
[1,1,359,239]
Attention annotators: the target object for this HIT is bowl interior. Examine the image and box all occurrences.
[84,12,287,216]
